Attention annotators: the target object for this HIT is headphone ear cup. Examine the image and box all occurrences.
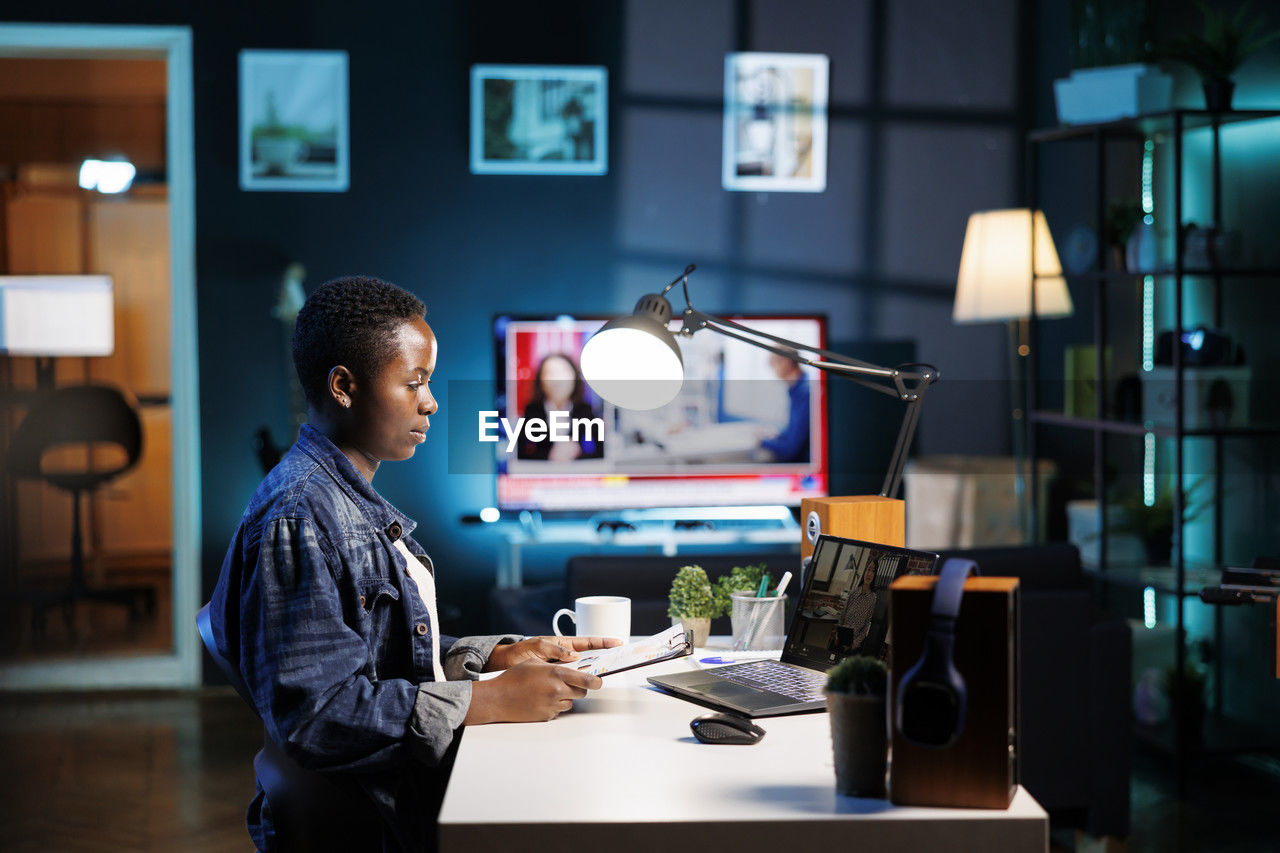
[894,558,977,748]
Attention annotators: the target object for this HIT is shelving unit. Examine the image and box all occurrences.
[1025,109,1280,788]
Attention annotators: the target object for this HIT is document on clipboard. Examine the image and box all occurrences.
[561,624,693,677]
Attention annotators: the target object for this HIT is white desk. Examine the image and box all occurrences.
[439,644,1048,852]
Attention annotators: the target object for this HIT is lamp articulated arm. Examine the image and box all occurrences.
[665,264,939,499]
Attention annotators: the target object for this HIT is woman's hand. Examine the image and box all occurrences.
[465,661,604,724]
[484,635,622,672]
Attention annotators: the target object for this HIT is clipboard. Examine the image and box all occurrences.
[560,624,694,677]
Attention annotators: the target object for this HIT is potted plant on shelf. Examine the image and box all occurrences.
[668,565,715,647]
[1165,1,1280,112]
[825,655,889,798]
[1104,199,1143,271]
[1108,478,1210,565]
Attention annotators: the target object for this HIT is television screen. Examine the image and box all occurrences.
[492,314,828,511]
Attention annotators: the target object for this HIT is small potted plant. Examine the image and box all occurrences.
[712,563,767,637]
[1108,478,1209,565]
[1103,199,1143,271]
[668,565,715,647]
[1165,1,1280,112]
[712,564,766,616]
[825,655,889,798]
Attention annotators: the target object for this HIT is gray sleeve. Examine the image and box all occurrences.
[408,680,472,765]
[442,634,524,681]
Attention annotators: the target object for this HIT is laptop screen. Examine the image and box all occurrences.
[781,535,938,670]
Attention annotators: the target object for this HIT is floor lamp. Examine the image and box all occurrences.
[953,209,1073,541]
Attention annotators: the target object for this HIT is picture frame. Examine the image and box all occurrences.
[239,49,349,192]
[470,64,608,175]
[722,52,829,193]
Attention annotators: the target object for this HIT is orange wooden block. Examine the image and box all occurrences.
[889,575,1020,810]
[800,495,904,558]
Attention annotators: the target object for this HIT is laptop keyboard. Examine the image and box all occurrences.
[712,661,827,702]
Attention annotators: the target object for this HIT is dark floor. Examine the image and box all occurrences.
[0,689,1278,851]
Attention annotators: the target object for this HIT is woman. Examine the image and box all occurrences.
[516,352,604,461]
[208,275,617,852]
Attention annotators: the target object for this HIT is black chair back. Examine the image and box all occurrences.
[197,604,383,852]
[9,384,142,489]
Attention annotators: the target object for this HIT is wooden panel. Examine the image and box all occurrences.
[96,405,172,557]
[0,58,166,100]
[4,188,173,579]
[889,576,1019,809]
[4,190,83,273]
[13,464,78,566]
[86,197,171,396]
[0,101,166,171]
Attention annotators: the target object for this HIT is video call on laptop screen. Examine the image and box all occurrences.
[783,536,938,671]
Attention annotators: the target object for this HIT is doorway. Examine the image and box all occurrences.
[0,24,198,689]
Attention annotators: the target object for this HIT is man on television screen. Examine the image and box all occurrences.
[757,351,810,463]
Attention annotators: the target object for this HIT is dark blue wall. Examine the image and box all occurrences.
[14,0,1038,636]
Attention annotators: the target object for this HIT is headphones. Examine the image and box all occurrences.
[895,558,979,749]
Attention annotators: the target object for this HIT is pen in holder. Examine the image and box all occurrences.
[731,591,787,651]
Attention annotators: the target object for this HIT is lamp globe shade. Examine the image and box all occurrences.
[581,299,685,410]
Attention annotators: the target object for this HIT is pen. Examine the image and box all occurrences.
[756,574,771,598]
[699,656,736,665]
[774,570,793,596]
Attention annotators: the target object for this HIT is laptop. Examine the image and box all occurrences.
[647,534,939,717]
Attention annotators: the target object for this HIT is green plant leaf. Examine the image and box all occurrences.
[825,655,888,696]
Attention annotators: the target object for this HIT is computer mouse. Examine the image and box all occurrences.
[689,713,766,745]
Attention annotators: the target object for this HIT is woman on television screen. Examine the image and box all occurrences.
[517,352,604,461]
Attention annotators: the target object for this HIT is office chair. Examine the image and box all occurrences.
[196,604,384,852]
[8,383,154,637]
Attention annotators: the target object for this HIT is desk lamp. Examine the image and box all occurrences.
[580,265,939,539]
[953,209,1072,538]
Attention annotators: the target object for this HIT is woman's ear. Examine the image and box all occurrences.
[328,365,357,410]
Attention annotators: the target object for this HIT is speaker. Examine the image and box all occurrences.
[888,574,1020,809]
[800,496,904,560]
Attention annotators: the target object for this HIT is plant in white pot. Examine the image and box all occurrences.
[825,655,889,798]
[668,565,715,647]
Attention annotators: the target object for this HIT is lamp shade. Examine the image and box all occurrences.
[0,275,114,355]
[953,209,1073,323]
[581,312,685,410]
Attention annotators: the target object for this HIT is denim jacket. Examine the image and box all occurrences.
[209,424,515,851]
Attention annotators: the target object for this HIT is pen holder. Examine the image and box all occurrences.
[730,592,787,651]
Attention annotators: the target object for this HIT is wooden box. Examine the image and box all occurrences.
[888,575,1020,809]
[800,495,903,560]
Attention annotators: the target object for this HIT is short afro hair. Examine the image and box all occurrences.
[292,275,427,408]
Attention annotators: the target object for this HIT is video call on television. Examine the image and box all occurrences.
[493,314,829,512]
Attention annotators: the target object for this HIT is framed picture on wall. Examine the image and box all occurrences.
[470,65,608,175]
[240,50,349,191]
[722,52,829,193]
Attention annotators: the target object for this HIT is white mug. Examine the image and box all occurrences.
[553,595,631,641]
